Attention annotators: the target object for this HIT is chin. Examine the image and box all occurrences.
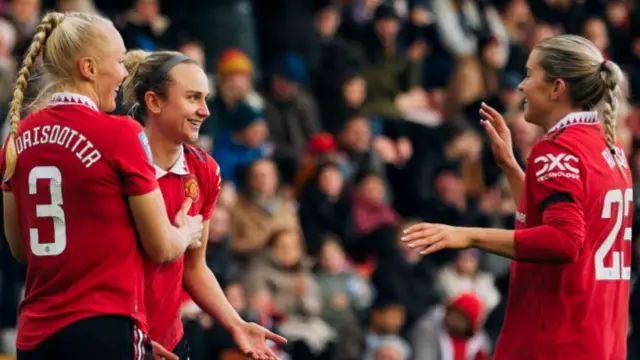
[101,98,117,113]
[186,133,199,144]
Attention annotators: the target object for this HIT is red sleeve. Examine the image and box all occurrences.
[514,140,586,262]
[111,117,158,196]
[200,154,221,221]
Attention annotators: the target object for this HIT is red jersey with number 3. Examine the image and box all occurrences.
[144,144,221,351]
[494,112,632,360]
[0,93,158,350]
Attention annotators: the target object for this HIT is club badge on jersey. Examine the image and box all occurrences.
[183,175,199,201]
[138,132,153,163]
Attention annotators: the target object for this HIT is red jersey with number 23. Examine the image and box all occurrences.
[494,112,632,360]
[144,144,221,351]
[1,93,158,350]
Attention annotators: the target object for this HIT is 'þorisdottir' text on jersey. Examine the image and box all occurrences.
[15,125,102,168]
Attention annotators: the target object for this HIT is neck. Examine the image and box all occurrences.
[540,105,582,132]
[63,83,100,109]
[145,121,181,170]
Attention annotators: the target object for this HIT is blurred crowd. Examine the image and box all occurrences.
[1,0,640,359]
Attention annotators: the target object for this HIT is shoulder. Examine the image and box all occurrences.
[184,144,220,181]
[107,115,145,132]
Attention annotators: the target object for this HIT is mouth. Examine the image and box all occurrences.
[187,119,202,129]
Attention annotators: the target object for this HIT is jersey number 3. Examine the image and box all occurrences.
[29,166,66,256]
[595,188,633,281]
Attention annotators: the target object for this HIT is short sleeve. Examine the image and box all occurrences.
[112,117,158,196]
[200,155,221,220]
[527,140,584,209]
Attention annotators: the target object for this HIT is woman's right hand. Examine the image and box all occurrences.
[479,102,517,169]
[174,199,204,249]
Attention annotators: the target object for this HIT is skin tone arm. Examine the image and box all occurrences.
[3,192,26,263]
[480,102,525,204]
[129,193,202,262]
[182,220,244,330]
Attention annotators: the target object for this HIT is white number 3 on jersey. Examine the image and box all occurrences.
[29,166,67,256]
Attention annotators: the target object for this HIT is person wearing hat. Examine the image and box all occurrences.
[199,48,264,146]
[212,102,272,186]
[409,292,491,360]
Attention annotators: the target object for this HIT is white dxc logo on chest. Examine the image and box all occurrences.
[534,153,579,177]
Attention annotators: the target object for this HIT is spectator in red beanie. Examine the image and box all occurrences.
[409,292,491,360]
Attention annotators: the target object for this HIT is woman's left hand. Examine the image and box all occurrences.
[401,223,473,255]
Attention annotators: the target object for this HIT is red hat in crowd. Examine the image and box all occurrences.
[306,132,337,156]
[216,48,253,77]
[448,292,485,331]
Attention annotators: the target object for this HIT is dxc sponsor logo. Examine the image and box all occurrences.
[534,153,579,177]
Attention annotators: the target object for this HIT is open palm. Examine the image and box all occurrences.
[231,322,287,360]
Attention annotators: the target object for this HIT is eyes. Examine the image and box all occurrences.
[186,93,211,102]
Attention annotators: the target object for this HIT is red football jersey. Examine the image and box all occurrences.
[144,144,221,351]
[1,93,158,350]
[494,112,632,360]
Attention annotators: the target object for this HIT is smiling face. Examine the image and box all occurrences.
[519,49,555,125]
[153,63,210,144]
[91,24,128,112]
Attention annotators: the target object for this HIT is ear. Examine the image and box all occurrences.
[549,78,567,101]
[144,91,162,114]
[78,57,98,81]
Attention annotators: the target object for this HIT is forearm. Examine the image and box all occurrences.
[468,227,517,259]
[467,223,581,262]
[184,264,244,331]
[502,162,525,205]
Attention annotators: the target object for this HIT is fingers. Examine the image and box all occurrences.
[151,341,178,360]
[401,226,439,245]
[265,330,288,345]
[480,102,505,126]
[401,224,444,250]
[420,240,447,256]
[480,118,502,144]
[403,222,432,234]
[178,198,193,215]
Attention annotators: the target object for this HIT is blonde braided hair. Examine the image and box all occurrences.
[4,12,65,181]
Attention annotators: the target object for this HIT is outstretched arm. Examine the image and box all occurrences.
[183,220,243,331]
[183,221,287,359]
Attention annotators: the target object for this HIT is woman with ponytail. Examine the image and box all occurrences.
[403,34,631,359]
[120,49,286,360]
[2,12,203,360]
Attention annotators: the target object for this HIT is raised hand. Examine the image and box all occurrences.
[479,102,517,169]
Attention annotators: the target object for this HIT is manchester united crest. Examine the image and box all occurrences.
[183,176,199,201]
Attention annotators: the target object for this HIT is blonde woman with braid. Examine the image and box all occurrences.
[403,35,632,359]
[0,12,203,360]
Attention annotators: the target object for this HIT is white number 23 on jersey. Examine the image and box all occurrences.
[595,188,633,281]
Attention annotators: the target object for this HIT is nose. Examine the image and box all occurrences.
[197,102,210,119]
[120,63,129,78]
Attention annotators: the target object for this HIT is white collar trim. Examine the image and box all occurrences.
[547,111,599,133]
[155,145,190,179]
[50,92,99,111]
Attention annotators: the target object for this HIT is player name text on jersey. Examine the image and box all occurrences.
[16,125,102,168]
